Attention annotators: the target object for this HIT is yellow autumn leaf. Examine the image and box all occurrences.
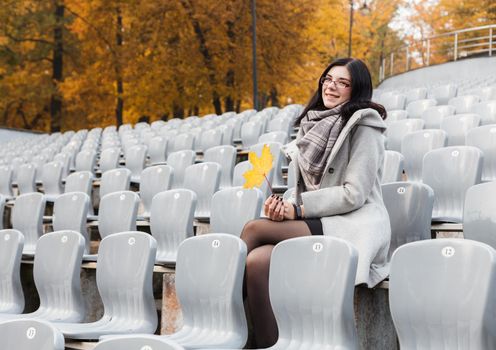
[243,144,274,189]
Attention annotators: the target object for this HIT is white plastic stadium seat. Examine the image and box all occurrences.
[267,236,359,349]
[0,230,24,314]
[389,239,496,349]
[0,231,86,323]
[448,95,481,114]
[139,165,173,218]
[401,129,447,182]
[0,319,65,350]
[440,113,480,146]
[463,182,496,249]
[405,98,437,119]
[182,162,220,219]
[381,151,404,184]
[382,182,434,261]
[473,101,496,125]
[466,125,496,182]
[386,119,424,152]
[12,193,45,256]
[422,146,482,222]
[54,232,158,339]
[162,234,247,348]
[421,105,456,129]
[150,189,196,264]
[429,84,457,105]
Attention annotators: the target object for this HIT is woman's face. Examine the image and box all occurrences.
[321,65,352,109]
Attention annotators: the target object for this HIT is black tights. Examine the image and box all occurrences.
[240,219,312,348]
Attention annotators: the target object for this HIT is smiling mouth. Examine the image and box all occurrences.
[326,94,340,98]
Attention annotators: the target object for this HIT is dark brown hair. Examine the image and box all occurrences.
[295,57,386,126]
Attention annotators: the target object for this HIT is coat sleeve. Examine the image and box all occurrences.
[301,124,385,218]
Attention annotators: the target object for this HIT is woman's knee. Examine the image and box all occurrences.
[240,219,260,239]
[240,219,266,249]
[246,246,273,279]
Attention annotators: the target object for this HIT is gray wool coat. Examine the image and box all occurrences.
[293,108,391,287]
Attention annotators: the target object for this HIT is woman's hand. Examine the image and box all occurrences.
[264,195,297,221]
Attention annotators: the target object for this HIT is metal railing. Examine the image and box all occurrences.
[380,24,496,81]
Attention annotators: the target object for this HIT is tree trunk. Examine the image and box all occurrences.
[270,86,279,107]
[50,1,64,132]
[224,69,235,112]
[179,0,222,115]
[213,92,222,115]
[115,6,124,126]
[172,102,184,118]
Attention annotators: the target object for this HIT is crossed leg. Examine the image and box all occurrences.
[240,219,312,348]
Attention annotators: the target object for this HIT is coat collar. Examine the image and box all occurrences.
[294,108,386,196]
[322,108,385,172]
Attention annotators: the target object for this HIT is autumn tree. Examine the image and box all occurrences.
[1,0,411,131]
[0,0,76,131]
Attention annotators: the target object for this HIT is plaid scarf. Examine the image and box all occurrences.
[297,105,343,190]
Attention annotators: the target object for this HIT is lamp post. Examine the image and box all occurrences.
[348,1,370,58]
[251,0,258,110]
[348,0,354,57]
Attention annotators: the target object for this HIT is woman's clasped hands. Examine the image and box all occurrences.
[264,194,296,221]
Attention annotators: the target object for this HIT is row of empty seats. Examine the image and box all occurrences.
[3,232,496,349]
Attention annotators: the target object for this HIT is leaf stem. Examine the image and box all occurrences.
[263,173,274,194]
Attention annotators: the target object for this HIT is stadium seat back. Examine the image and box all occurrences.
[53,192,90,254]
[386,119,424,152]
[17,163,37,194]
[406,98,437,119]
[203,145,236,189]
[167,150,196,189]
[473,101,496,125]
[98,191,138,239]
[210,188,263,236]
[0,166,13,197]
[421,105,456,129]
[12,192,45,255]
[183,162,220,219]
[125,144,147,183]
[148,136,168,165]
[140,165,173,217]
[99,147,120,173]
[389,239,496,349]
[382,182,434,260]
[258,131,289,145]
[401,129,447,182]
[32,230,86,322]
[75,150,97,173]
[199,128,223,152]
[422,146,482,222]
[466,125,496,182]
[382,150,404,184]
[448,94,481,114]
[171,133,195,153]
[64,171,93,197]
[150,189,196,263]
[440,113,480,146]
[41,161,64,199]
[173,234,247,348]
[270,236,359,349]
[0,319,65,350]
[241,120,264,148]
[99,168,131,198]
[0,229,24,314]
[463,182,496,249]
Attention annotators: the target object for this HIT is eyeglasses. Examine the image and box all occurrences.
[320,76,351,89]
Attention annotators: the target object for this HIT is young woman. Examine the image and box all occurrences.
[240,57,391,347]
